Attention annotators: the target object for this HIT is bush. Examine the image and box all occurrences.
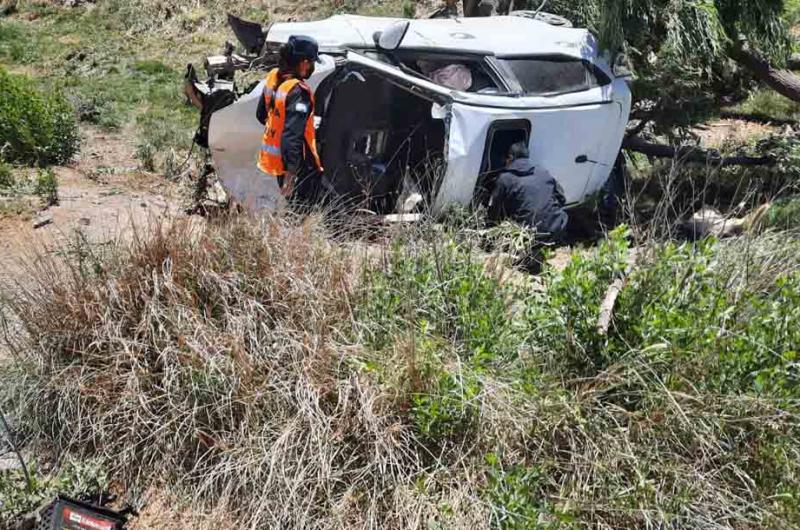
[610,236,800,397]
[764,196,800,229]
[4,216,800,528]
[1,216,434,528]
[0,161,12,189]
[34,168,58,206]
[0,68,79,166]
[483,455,567,530]
[526,226,630,376]
[359,232,523,362]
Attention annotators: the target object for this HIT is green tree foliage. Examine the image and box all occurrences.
[548,0,792,133]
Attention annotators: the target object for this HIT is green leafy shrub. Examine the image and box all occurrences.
[360,234,522,362]
[526,226,630,376]
[0,22,39,64]
[5,212,800,528]
[358,230,526,444]
[763,196,800,230]
[484,454,572,530]
[610,237,800,398]
[34,168,58,206]
[0,460,108,527]
[0,161,12,189]
[70,93,120,130]
[0,68,79,166]
[411,368,481,443]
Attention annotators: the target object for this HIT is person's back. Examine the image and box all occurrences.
[488,154,568,238]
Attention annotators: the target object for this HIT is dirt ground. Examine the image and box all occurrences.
[0,126,184,282]
[695,118,778,148]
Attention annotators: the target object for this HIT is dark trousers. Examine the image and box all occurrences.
[517,219,568,275]
[278,169,337,211]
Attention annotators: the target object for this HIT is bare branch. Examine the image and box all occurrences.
[623,136,775,167]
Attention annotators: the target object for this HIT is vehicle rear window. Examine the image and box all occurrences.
[498,57,607,95]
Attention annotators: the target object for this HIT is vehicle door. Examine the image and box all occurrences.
[317,50,454,211]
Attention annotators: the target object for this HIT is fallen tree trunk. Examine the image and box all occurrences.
[728,42,800,103]
[622,136,775,167]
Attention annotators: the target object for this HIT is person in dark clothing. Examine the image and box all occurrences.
[256,35,329,206]
[256,84,316,189]
[488,142,568,237]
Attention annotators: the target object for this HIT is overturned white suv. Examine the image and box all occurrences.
[186,12,632,214]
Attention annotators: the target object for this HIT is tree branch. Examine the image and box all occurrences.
[597,265,634,336]
[622,136,775,167]
[728,41,800,103]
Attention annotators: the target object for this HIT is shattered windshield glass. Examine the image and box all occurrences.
[370,51,507,94]
[498,57,608,96]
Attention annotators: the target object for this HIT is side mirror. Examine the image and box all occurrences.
[376,21,410,51]
[575,155,589,164]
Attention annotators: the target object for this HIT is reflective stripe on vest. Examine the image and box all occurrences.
[256,69,323,177]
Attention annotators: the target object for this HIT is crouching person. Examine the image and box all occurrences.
[487,142,569,273]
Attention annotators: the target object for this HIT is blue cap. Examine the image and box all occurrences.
[288,35,321,63]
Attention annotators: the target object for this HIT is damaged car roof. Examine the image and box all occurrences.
[266,15,598,60]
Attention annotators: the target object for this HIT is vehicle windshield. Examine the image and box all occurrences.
[497,57,610,96]
[369,51,509,94]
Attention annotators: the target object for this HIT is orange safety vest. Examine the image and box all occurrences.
[257,69,323,177]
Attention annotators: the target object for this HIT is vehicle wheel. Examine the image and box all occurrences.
[597,152,627,230]
[509,10,573,27]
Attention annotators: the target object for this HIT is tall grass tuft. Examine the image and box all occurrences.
[1,214,427,527]
[2,213,800,528]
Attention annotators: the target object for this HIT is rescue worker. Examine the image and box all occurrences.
[488,142,569,271]
[256,35,325,205]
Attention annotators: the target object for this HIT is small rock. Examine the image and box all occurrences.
[140,202,148,208]
[78,217,91,226]
[32,215,52,229]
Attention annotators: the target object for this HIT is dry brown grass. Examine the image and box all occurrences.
[1,213,419,527]
[0,213,493,528]
[2,211,800,529]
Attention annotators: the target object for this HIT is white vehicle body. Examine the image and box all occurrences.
[197,14,632,214]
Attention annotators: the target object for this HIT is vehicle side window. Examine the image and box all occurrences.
[499,57,609,96]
